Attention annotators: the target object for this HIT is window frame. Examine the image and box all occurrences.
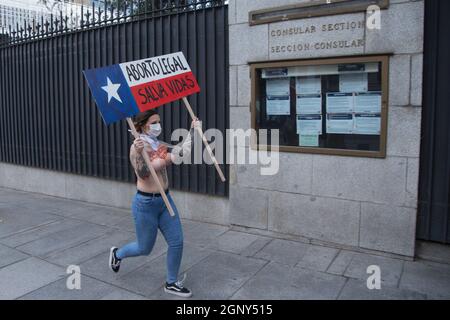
[249,54,390,158]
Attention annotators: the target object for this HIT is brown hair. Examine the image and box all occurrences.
[133,109,159,133]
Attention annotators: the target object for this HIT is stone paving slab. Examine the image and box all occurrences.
[78,233,168,285]
[1,187,450,300]
[0,257,65,299]
[0,219,85,248]
[74,240,212,299]
[254,239,311,266]
[45,229,135,267]
[205,230,267,255]
[296,245,339,272]
[99,290,148,300]
[399,260,450,299]
[231,263,305,300]
[58,205,131,227]
[15,222,110,258]
[0,243,30,268]
[326,250,355,275]
[416,241,450,265]
[112,216,136,232]
[0,209,61,239]
[62,204,130,218]
[19,274,147,300]
[231,261,346,300]
[5,194,93,217]
[63,210,129,229]
[342,252,404,288]
[338,279,427,300]
[124,242,214,298]
[0,189,50,205]
[182,222,229,248]
[239,237,273,258]
[154,251,267,300]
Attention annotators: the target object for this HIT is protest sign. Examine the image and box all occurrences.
[83,52,225,216]
[83,51,200,124]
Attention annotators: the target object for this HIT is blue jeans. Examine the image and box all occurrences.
[116,191,183,284]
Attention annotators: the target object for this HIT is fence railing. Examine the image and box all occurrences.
[0,0,227,47]
[0,0,229,197]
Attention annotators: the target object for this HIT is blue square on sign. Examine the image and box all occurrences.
[83,64,140,125]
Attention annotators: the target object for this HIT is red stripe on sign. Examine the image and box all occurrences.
[130,71,200,112]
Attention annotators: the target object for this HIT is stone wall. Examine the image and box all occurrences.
[228,0,424,257]
[0,162,230,225]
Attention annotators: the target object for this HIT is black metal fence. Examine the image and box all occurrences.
[0,0,229,197]
[417,0,450,244]
[0,1,227,47]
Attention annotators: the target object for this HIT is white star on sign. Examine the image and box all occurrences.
[102,77,122,103]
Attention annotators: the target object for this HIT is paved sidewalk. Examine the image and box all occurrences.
[0,187,449,300]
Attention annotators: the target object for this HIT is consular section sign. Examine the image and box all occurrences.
[83,51,200,124]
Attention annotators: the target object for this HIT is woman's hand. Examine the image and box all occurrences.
[164,152,173,165]
[191,117,201,130]
[133,138,145,153]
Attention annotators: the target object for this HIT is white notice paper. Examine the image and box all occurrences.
[326,93,354,113]
[266,95,290,115]
[326,114,354,134]
[297,114,322,135]
[296,94,322,114]
[296,76,322,95]
[299,134,319,147]
[266,78,290,96]
[354,92,382,113]
[354,113,381,135]
[339,73,368,93]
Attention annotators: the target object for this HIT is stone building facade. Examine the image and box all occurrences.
[227,0,424,258]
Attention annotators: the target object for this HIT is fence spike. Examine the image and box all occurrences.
[64,15,69,31]
[41,16,45,35]
[104,0,108,23]
[81,5,84,27]
[110,1,114,22]
[60,10,63,31]
[70,8,74,29]
[92,1,95,24]
[24,19,29,38]
[32,19,36,37]
[19,22,23,39]
[50,14,54,34]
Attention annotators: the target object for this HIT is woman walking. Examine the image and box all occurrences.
[109,109,200,298]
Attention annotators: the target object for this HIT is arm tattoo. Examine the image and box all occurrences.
[131,149,150,179]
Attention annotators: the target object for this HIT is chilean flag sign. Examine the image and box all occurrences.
[83,51,200,124]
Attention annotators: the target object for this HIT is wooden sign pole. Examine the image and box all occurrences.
[126,118,176,217]
[182,97,226,182]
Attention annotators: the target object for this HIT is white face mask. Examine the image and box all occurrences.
[147,123,162,137]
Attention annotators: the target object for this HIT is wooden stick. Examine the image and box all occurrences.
[182,97,226,182]
[126,118,175,217]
